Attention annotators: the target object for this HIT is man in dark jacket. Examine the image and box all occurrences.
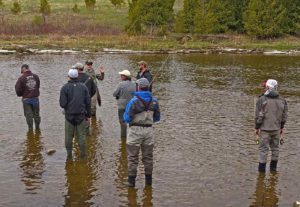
[74,62,96,135]
[255,79,288,173]
[60,69,91,158]
[124,78,160,187]
[74,62,96,98]
[136,61,153,91]
[15,64,41,130]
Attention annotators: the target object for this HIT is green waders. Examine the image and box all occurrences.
[65,120,87,158]
[23,101,41,130]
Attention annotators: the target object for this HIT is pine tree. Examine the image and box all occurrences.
[11,1,21,15]
[72,4,80,13]
[40,0,51,24]
[126,0,175,35]
[194,1,218,34]
[85,0,96,10]
[181,0,198,33]
[110,0,124,7]
[281,0,300,35]
[207,0,236,33]
[244,0,287,38]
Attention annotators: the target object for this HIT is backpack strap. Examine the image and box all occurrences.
[136,95,152,111]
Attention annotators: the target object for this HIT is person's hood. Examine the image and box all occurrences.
[133,91,152,101]
[265,90,279,98]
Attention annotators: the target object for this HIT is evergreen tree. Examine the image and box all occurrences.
[85,0,96,10]
[207,0,236,33]
[72,4,80,13]
[126,0,175,35]
[11,1,21,15]
[40,0,51,24]
[0,0,5,24]
[182,0,198,33]
[110,0,124,7]
[194,1,218,34]
[281,0,300,35]
[244,0,287,38]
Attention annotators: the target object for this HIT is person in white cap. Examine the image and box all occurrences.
[255,79,288,173]
[59,69,91,158]
[113,70,136,140]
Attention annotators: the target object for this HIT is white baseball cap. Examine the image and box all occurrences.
[68,69,78,78]
[119,70,131,77]
[266,79,278,89]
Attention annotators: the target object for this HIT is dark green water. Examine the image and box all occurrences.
[0,54,299,206]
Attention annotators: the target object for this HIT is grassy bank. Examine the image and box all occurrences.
[1,34,300,52]
[0,0,299,52]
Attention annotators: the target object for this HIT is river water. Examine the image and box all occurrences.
[0,54,300,207]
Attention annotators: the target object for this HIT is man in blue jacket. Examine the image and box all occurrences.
[123,78,160,187]
[59,69,91,158]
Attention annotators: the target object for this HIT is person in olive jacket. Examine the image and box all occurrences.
[59,69,91,158]
[15,64,41,131]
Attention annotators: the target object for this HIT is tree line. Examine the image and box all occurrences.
[1,0,299,38]
[127,0,300,38]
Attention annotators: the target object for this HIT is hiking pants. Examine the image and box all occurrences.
[259,130,280,163]
[118,109,127,139]
[127,126,154,176]
[23,101,41,129]
[65,120,87,157]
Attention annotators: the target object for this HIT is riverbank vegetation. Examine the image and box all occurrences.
[0,0,299,51]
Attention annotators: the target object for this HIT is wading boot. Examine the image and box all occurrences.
[258,163,266,173]
[270,160,278,172]
[145,174,152,186]
[128,176,136,188]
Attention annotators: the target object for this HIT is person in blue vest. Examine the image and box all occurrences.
[123,78,160,187]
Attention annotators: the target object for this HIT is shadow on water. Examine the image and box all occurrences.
[19,130,45,193]
[249,172,279,207]
[63,117,102,207]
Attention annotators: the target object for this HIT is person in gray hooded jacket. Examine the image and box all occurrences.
[113,70,136,139]
[255,79,288,173]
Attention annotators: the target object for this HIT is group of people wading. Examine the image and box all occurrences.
[15,60,288,187]
[15,60,160,187]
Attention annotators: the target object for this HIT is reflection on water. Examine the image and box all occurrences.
[64,117,102,207]
[250,173,279,207]
[19,130,45,193]
[0,54,300,206]
[127,187,153,207]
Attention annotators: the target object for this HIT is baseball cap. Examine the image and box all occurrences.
[137,61,147,66]
[136,78,150,87]
[266,79,278,89]
[85,60,93,65]
[73,63,84,70]
[68,69,78,78]
[119,70,131,77]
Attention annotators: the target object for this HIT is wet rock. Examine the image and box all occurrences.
[0,49,16,54]
[47,149,56,155]
[264,50,288,55]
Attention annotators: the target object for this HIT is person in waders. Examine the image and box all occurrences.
[85,60,105,116]
[124,78,160,187]
[59,69,91,158]
[255,79,288,172]
[113,70,136,140]
[74,62,96,135]
[15,64,41,131]
[136,61,153,91]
